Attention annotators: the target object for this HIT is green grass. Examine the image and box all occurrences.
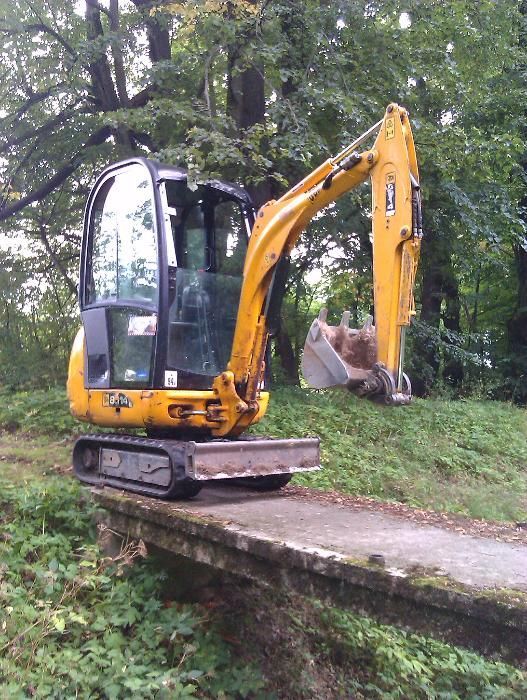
[0,433,71,481]
[0,385,526,521]
[251,387,527,522]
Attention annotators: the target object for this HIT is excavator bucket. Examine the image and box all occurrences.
[302,309,378,391]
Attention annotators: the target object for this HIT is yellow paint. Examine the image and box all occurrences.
[68,333,269,434]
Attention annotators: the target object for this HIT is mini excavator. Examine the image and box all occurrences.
[67,103,423,498]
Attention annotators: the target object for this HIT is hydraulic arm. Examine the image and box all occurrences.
[215,102,422,436]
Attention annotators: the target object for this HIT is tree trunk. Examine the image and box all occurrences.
[85,0,134,152]
[131,0,171,63]
[506,243,527,401]
[504,0,527,402]
[275,327,300,384]
[85,2,120,112]
[441,267,463,387]
[508,243,527,346]
[227,51,271,209]
[414,227,443,395]
[414,218,464,394]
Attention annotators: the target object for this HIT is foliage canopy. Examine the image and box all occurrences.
[0,0,525,399]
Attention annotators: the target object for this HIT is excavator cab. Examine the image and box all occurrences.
[79,158,254,396]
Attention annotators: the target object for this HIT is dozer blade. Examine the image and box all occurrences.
[302,309,379,393]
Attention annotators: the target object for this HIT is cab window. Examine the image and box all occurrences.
[88,164,158,305]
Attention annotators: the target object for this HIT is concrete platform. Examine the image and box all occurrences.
[92,484,527,664]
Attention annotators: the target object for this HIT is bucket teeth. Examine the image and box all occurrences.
[340,310,350,328]
[302,308,378,390]
[362,314,373,330]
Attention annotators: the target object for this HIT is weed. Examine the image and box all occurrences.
[0,476,266,698]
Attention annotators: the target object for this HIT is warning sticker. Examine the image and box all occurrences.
[386,117,395,140]
[385,173,396,216]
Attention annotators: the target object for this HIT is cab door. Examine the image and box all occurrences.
[80,161,160,389]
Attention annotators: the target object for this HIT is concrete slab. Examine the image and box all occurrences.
[165,485,527,591]
[92,483,527,664]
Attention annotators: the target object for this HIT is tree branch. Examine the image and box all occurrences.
[0,83,66,124]
[203,47,220,118]
[85,0,112,18]
[109,0,129,106]
[36,218,78,296]
[0,103,84,156]
[129,85,155,107]
[0,126,112,222]
[85,1,119,112]
[132,131,159,151]
[24,23,78,58]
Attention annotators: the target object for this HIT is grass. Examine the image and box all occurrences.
[251,386,527,522]
[0,433,71,481]
[0,384,526,521]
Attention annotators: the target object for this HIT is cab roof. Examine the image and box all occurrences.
[98,157,254,208]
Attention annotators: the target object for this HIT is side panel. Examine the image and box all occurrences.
[81,308,110,388]
[67,327,90,422]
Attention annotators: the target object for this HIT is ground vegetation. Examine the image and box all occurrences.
[0,438,525,698]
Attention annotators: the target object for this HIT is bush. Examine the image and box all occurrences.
[0,477,265,699]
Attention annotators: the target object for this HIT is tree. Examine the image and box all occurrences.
[0,0,525,398]
[503,0,527,403]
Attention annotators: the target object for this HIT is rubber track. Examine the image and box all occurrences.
[73,433,195,499]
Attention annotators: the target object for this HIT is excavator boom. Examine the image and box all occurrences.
[222,102,421,430]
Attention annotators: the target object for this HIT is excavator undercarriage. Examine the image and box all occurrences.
[73,433,320,498]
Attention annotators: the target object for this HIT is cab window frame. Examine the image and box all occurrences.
[84,163,159,310]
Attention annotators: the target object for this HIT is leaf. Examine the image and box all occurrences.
[52,616,65,633]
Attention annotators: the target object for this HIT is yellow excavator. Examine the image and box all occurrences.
[67,103,422,498]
